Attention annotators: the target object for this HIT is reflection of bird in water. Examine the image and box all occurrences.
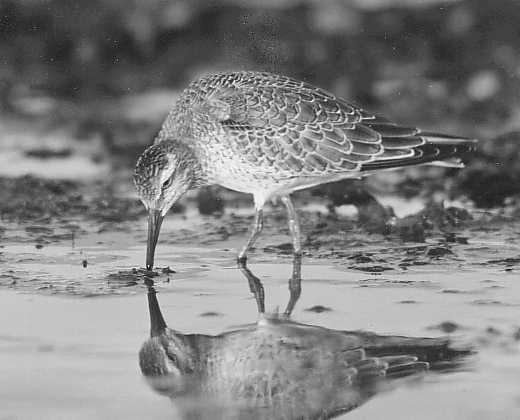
[139,263,471,420]
[133,71,476,269]
[240,254,303,316]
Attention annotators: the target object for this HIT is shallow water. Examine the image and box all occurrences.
[1,220,520,419]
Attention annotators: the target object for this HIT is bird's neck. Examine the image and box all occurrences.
[163,139,208,188]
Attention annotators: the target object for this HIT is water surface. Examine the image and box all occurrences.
[1,225,520,419]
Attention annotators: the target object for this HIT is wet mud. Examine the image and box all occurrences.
[1,154,519,297]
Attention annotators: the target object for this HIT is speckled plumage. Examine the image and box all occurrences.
[134,71,476,265]
[134,142,171,200]
[148,71,474,205]
[134,140,202,204]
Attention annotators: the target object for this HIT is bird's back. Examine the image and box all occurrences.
[153,71,475,201]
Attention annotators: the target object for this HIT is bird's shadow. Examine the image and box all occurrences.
[139,259,474,420]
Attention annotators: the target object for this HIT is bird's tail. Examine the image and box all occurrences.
[360,130,477,172]
[352,354,429,385]
[346,332,474,407]
[354,331,474,372]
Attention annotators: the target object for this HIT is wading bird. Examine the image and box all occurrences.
[134,71,476,269]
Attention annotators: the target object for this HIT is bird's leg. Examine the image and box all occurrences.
[237,208,264,264]
[283,253,302,317]
[281,195,302,256]
[238,262,265,314]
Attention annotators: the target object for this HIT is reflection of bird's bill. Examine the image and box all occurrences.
[147,209,164,270]
[147,283,167,337]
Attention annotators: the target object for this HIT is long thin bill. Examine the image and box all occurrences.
[146,209,164,271]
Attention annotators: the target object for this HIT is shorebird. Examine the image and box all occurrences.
[139,280,471,420]
[134,71,476,269]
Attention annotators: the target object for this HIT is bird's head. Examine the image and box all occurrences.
[133,140,202,270]
[139,285,197,396]
[139,333,197,396]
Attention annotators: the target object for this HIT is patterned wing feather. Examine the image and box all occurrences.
[183,72,474,178]
[197,73,384,176]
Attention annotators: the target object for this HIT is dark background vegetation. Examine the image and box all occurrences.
[2,0,519,122]
[1,0,520,213]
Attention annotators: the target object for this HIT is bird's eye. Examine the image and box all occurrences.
[162,178,173,189]
[166,353,178,365]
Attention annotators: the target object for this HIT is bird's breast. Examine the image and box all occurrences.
[194,134,290,198]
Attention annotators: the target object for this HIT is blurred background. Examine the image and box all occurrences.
[3,0,519,121]
[1,0,520,213]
